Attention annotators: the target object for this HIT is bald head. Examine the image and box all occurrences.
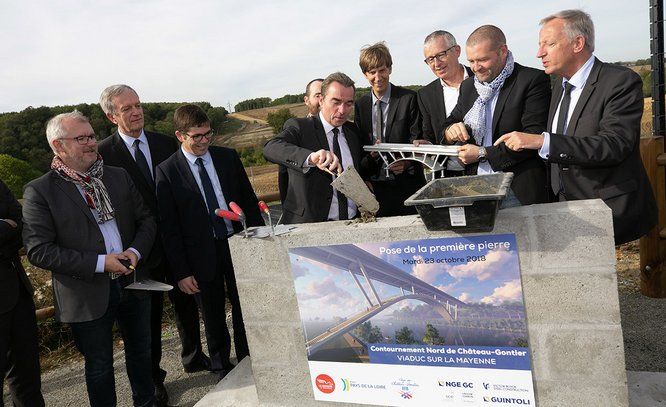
[467,25,506,50]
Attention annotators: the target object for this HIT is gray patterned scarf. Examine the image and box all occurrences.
[463,51,515,145]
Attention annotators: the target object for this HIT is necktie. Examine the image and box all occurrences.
[374,100,384,143]
[132,139,154,187]
[195,157,229,238]
[551,82,575,195]
[332,128,349,220]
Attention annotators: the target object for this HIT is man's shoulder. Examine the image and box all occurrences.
[97,131,118,150]
[209,145,238,159]
[598,61,641,83]
[417,78,441,96]
[24,171,55,191]
[391,85,417,101]
[513,63,548,81]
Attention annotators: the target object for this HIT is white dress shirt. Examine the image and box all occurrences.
[539,54,596,158]
[441,66,469,118]
[318,112,358,220]
[118,129,154,178]
[180,148,234,234]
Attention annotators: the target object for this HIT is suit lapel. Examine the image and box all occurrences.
[312,116,330,150]
[431,80,446,122]
[343,123,361,168]
[174,150,208,212]
[110,131,154,190]
[548,81,563,130]
[567,58,601,136]
[491,67,518,137]
[52,173,97,225]
[209,149,233,204]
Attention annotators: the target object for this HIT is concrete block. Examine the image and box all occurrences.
[536,380,628,407]
[235,280,301,323]
[532,200,615,270]
[252,363,314,405]
[542,326,627,383]
[244,323,309,367]
[521,270,621,324]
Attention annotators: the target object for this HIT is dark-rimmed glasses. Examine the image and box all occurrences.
[58,134,97,145]
[183,129,216,142]
[424,46,457,65]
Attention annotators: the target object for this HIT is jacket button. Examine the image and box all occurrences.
[559,153,567,158]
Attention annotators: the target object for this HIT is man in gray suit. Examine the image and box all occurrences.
[22,111,157,407]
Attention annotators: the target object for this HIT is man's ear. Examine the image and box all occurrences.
[106,112,117,124]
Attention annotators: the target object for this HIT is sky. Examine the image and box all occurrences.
[289,235,522,321]
[0,0,651,113]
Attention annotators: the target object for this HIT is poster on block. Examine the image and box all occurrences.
[288,234,536,407]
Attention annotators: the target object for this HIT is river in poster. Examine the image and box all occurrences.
[288,234,536,406]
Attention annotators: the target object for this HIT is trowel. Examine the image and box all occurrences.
[329,165,379,217]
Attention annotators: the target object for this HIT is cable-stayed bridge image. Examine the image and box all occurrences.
[288,235,530,362]
[290,244,468,357]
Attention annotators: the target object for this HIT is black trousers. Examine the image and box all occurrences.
[149,260,204,383]
[0,281,44,407]
[194,239,249,372]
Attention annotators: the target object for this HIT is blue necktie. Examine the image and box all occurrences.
[132,139,154,188]
[195,157,229,238]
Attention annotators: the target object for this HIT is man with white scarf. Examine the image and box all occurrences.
[441,25,551,207]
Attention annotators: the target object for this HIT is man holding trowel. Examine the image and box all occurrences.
[263,72,366,224]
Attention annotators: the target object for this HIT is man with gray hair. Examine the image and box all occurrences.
[97,85,208,406]
[440,25,551,207]
[264,72,365,224]
[496,9,657,244]
[22,111,156,406]
[414,31,473,177]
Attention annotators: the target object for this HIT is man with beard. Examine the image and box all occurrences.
[22,111,156,407]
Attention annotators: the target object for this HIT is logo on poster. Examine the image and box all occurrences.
[438,380,474,388]
[315,374,335,394]
[341,378,386,391]
[483,396,532,404]
[391,378,419,400]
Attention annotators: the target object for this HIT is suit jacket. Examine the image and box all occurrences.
[155,146,263,283]
[0,180,33,314]
[22,166,156,323]
[263,116,364,224]
[98,130,178,276]
[354,84,425,215]
[548,58,658,244]
[417,66,474,143]
[442,63,551,205]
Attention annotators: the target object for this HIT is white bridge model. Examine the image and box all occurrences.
[363,143,460,179]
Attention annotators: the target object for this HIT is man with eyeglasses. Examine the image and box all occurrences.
[22,111,157,407]
[440,25,551,208]
[354,42,424,216]
[414,31,472,177]
[156,104,263,381]
[97,85,206,406]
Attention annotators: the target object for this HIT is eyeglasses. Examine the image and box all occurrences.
[424,46,456,65]
[58,134,97,145]
[183,129,216,142]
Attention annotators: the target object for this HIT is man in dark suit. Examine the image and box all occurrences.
[156,104,263,380]
[22,111,156,407]
[496,9,658,244]
[278,78,324,204]
[441,25,551,207]
[354,42,425,216]
[97,85,207,404]
[0,180,44,407]
[415,30,473,177]
[264,72,365,224]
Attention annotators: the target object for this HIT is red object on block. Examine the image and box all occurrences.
[214,208,240,222]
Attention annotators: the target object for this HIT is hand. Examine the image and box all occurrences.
[104,253,134,276]
[120,249,138,268]
[388,160,410,175]
[458,144,480,164]
[370,139,381,158]
[412,139,432,147]
[309,149,342,175]
[494,132,544,151]
[1,219,17,228]
[444,122,470,144]
[178,276,200,295]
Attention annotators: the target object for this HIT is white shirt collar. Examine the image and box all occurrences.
[181,146,211,166]
[319,111,338,134]
[371,83,391,105]
[440,65,468,88]
[564,54,595,90]
[118,128,147,148]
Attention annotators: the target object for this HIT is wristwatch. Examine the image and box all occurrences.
[478,146,487,162]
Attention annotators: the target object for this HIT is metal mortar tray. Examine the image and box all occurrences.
[404,172,514,232]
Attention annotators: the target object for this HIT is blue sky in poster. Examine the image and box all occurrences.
[290,234,522,321]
